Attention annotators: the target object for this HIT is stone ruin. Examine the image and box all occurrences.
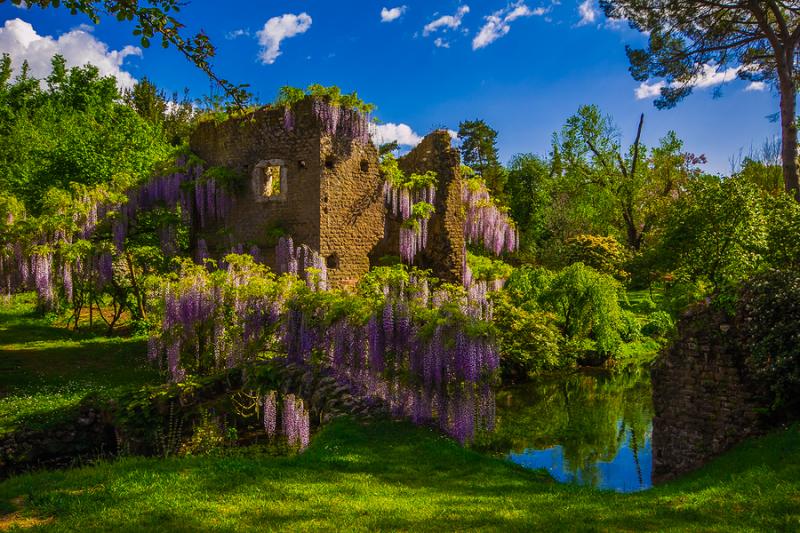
[189,97,465,287]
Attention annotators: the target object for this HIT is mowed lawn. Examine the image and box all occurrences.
[1,296,799,532]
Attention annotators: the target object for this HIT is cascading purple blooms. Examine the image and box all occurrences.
[383,182,436,264]
[280,278,497,444]
[462,181,518,256]
[275,236,327,290]
[263,391,277,438]
[312,100,370,144]
[150,258,288,381]
[283,106,295,132]
[281,393,310,449]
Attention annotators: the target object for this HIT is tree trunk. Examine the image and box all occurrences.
[779,73,799,200]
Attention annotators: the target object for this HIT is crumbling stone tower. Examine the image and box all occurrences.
[190,98,385,287]
[189,98,465,287]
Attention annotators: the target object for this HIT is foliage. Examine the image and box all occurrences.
[618,310,641,342]
[650,176,768,289]
[379,153,437,190]
[274,84,376,114]
[0,56,171,215]
[601,1,800,196]
[492,294,566,377]
[505,153,552,255]
[565,234,629,279]
[641,310,674,340]
[543,263,623,358]
[458,119,507,200]
[466,252,512,282]
[738,269,800,418]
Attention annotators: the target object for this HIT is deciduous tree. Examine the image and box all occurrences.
[601,0,800,199]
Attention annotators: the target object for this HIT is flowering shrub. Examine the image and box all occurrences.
[738,269,800,417]
[462,177,518,256]
[147,259,499,444]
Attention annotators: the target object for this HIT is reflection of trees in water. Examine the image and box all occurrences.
[483,366,653,480]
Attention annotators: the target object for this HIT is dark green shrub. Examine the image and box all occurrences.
[619,310,642,342]
[738,269,800,418]
[493,295,566,378]
[641,311,674,339]
[543,263,624,359]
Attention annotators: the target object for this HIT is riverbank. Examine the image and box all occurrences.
[0,418,798,531]
[1,297,798,531]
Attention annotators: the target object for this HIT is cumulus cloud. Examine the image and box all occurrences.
[577,0,597,26]
[635,64,752,99]
[370,122,423,147]
[225,28,250,40]
[423,5,470,36]
[256,13,312,65]
[381,6,407,23]
[745,81,767,92]
[0,18,141,89]
[472,2,542,50]
[434,37,450,48]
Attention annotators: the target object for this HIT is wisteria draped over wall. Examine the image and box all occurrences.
[258,390,310,450]
[282,278,497,443]
[275,236,328,290]
[0,158,237,312]
[147,256,498,444]
[312,100,371,144]
[462,181,518,256]
[383,182,436,264]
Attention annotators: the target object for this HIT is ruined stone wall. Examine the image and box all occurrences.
[319,135,384,287]
[395,130,465,283]
[190,99,322,265]
[189,99,385,285]
[651,305,763,483]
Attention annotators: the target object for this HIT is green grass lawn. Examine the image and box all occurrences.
[1,295,798,532]
[0,419,798,531]
[0,294,160,435]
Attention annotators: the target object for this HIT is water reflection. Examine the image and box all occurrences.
[478,367,653,492]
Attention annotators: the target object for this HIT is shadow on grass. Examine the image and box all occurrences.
[1,419,795,531]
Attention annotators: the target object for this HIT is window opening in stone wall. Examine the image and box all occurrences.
[325,156,335,169]
[360,159,369,172]
[326,253,339,269]
[262,166,282,197]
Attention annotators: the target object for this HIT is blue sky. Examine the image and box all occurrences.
[0,0,783,173]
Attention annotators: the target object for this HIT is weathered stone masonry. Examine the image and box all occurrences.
[651,305,764,483]
[190,98,465,287]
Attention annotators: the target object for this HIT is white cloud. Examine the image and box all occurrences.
[381,6,407,23]
[434,37,450,48]
[256,13,312,65]
[0,18,141,89]
[745,81,767,92]
[226,28,250,40]
[577,0,597,26]
[635,64,750,100]
[423,6,470,36]
[472,2,543,50]
[370,122,423,147]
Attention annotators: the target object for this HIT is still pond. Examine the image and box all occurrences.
[481,367,653,493]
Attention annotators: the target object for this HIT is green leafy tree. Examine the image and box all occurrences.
[505,153,552,254]
[3,0,251,108]
[552,105,701,251]
[601,0,800,199]
[652,176,769,289]
[457,119,507,199]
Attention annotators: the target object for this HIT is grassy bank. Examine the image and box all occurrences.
[0,418,797,531]
[0,294,160,436]
[0,296,798,531]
